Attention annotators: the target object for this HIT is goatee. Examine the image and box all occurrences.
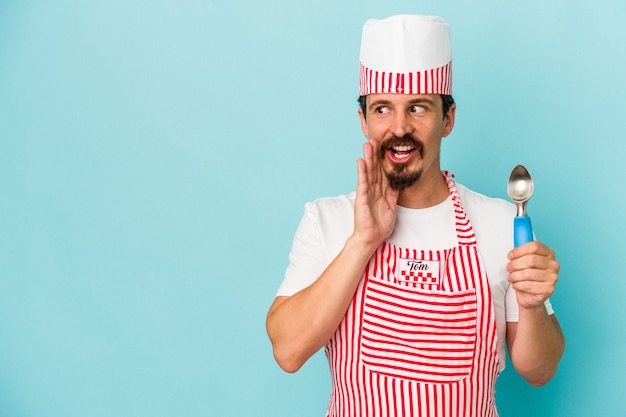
[385,167,423,190]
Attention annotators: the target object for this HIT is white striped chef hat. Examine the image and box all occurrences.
[359,14,452,96]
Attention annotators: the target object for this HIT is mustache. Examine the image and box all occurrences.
[379,134,424,159]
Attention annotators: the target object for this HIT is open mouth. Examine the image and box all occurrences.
[386,145,418,164]
[380,135,423,165]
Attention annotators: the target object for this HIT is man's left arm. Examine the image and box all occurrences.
[506,241,565,386]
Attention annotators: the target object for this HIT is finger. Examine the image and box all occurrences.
[510,279,556,301]
[510,278,555,294]
[507,253,560,276]
[508,241,555,260]
[356,157,369,200]
[370,139,383,192]
[362,141,373,182]
[363,140,382,200]
[508,266,559,285]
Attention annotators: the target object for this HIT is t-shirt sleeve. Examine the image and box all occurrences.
[276,202,328,297]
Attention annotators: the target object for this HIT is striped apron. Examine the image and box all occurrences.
[325,173,500,417]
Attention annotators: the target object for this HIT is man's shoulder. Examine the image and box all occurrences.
[299,193,355,249]
[456,183,514,215]
[304,192,356,215]
[455,182,516,252]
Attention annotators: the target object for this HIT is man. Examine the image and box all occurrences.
[266,14,564,416]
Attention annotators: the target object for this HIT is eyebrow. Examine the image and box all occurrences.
[367,97,436,112]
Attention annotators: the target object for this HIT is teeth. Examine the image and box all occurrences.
[392,145,413,153]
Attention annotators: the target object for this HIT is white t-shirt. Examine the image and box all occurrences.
[277,182,553,371]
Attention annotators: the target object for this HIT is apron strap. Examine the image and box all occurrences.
[443,171,478,246]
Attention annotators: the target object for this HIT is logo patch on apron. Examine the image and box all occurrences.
[397,258,440,286]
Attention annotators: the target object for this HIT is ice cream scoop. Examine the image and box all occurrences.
[507,164,534,247]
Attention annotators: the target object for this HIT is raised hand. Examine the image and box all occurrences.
[506,241,560,310]
[353,139,400,249]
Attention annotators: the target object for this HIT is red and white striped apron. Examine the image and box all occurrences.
[325,173,500,417]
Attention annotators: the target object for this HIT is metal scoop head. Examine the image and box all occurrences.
[507,164,534,216]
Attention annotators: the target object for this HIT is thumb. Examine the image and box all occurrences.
[384,184,399,208]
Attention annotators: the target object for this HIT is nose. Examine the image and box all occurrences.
[389,111,414,138]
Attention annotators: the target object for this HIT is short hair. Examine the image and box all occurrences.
[358,94,455,120]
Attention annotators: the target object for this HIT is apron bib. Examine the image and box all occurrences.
[325,172,500,417]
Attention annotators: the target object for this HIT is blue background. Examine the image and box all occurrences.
[1,0,625,416]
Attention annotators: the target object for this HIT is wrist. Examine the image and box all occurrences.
[518,303,548,319]
[344,234,381,262]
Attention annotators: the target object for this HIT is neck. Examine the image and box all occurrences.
[396,170,449,209]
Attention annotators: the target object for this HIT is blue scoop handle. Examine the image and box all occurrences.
[514,216,533,247]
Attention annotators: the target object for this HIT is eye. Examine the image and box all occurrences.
[374,106,390,115]
[409,105,425,113]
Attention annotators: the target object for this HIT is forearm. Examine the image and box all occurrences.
[507,307,565,386]
[266,236,378,373]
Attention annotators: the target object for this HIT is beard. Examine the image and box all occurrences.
[379,134,425,191]
[385,165,424,190]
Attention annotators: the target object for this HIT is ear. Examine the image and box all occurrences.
[442,103,456,138]
[358,108,369,139]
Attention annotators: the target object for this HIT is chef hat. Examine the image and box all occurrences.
[359,14,452,96]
